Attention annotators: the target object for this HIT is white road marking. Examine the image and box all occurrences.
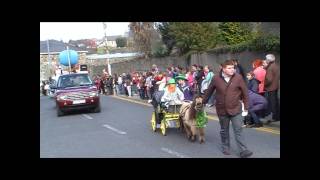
[82,114,93,119]
[102,124,127,135]
[161,147,190,158]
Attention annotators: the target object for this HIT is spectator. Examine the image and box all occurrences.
[181,67,187,74]
[154,72,167,91]
[233,59,246,80]
[195,65,205,95]
[41,81,47,96]
[190,64,199,95]
[252,59,266,96]
[145,72,154,100]
[246,72,259,94]
[117,74,123,95]
[172,66,179,78]
[105,74,113,95]
[201,65,215,107]
[114,73,119,95]
[137,73,147,99]
[125,75,132,97]
[176,74,193,101]
[264,54,280,123]
[186,70,194,88]
[95,75,101,92]
[262,60,268,69]
[246,90,268,128]
[131,72,139,96]
[100,76,106,95]
[167,66,174,78]
[151,64,159,75]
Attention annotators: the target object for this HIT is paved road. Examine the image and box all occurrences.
[40,95,280,158]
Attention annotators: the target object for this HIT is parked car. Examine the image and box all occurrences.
[51,73,101,116]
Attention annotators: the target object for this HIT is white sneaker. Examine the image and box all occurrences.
[148,99,153,103]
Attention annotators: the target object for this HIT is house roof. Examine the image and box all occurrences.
[105,35,122,41]
[40,40,87,53]
[86,52,142,59]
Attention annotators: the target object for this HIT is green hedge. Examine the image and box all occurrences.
[206,35,280,54]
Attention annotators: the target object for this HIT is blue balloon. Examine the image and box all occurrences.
[59,50,79,66]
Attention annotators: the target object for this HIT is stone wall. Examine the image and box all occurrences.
[108,50,280,76]
[40,52,87,80]
[190,50,280,75]
[110,56,189,75]
[40,52,87,66]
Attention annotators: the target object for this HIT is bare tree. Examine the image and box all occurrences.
[129,22,156,58]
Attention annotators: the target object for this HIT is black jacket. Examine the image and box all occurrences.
[247,78,259,94]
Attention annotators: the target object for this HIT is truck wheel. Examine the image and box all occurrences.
[93,103,101,113]
[57,107,64,116]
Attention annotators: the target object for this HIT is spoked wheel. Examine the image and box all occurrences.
[151,112,157,132]
[160,120,166,136]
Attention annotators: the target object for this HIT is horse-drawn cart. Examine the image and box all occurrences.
[151,103,182,136]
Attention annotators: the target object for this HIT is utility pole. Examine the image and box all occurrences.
[103,22,111,75]
[66,46,72,74]
[46,39,52,79]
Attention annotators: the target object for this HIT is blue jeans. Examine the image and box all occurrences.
[218,113,249,153]
[115,85,119,95]
[120,84,126,94]
[139,88,145,99]
[248,110,261,124]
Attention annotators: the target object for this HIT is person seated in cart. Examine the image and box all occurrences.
[161,78,185,109]
[149,78,184,124]
[175,74,193,101]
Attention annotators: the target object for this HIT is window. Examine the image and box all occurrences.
[58,74,92,88]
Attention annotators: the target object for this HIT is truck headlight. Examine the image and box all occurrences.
[58,95,67,100]
[89,92,98,97]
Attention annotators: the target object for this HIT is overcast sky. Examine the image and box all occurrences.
[40,22,130,42]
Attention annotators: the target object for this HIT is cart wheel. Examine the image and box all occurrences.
[160,120,166,136]
[151,112,156,132]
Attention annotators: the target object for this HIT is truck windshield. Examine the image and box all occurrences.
[58,74,93,88]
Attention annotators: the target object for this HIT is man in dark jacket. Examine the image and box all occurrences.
[203,59,253,158]
[264,54,280,123]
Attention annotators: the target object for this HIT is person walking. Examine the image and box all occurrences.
[203,59,253,158]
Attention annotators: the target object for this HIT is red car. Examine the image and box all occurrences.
[51,73,101,116]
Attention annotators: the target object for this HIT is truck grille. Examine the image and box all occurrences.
[65,92,90,100]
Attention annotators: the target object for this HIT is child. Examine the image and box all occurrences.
[246,72,259,94]
[176,74,193,101]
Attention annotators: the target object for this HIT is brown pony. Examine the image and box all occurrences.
[179,95,206,143]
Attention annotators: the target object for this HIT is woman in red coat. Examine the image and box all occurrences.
[252,59,266,96]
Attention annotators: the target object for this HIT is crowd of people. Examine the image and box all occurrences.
[93,54,280,128]
[41,53,279,158]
